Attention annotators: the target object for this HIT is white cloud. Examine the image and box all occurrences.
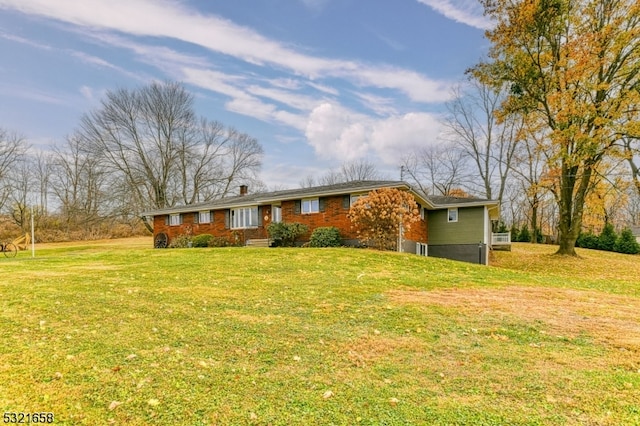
[0,0,453,103]
[305,103,443,164]
[370,112,443,162]
[416,0,493,30]
[305,103,371,161]
[182,67,309,130]
[0,30,52,50]
[246,85,321,111]
[79,86,94,101]
[353,92,398,116]
[350,67,453,103]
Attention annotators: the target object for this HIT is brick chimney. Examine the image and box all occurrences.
[239,185,248,196]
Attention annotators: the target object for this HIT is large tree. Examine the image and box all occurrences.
[78,81,263,216]
[473,0,640,255]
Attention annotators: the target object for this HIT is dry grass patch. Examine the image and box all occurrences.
[389,286,640,351]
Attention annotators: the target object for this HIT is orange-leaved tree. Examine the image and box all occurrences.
[472,0,640,255]
[347,188,420,251]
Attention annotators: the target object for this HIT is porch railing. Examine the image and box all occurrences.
[491,232,511,245]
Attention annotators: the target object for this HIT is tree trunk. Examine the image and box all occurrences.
[556,231,577,255]
[530,193,539,244]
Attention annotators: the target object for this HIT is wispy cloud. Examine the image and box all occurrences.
[299,0,329,12]
[416,0,493,30]
[0,0,453,103]
[0,30,52,50]
[0,83,67,105]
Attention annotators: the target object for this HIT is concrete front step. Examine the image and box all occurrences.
[246,238,271,247]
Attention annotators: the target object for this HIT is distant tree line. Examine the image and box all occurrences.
[0,81,263,241]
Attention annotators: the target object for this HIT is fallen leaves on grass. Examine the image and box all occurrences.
[389,286,640,350]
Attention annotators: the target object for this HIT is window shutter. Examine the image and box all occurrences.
[210,210,214,223]
[342,195,350,209]
[258,206,263,226]
[193,212,199,224]
[319,197,326,212]
[179,214,183,225]
[294,200,301,214]
[164,215,169,226]
[224,210,230,229]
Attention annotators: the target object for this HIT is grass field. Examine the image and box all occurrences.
[1,238,639,425]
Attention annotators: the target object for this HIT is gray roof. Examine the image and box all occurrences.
[428,195,494,206]
[141,180,498,216]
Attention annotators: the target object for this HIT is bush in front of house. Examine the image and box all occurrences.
[309,226,341,247]
[613,227,640,255]
[169,234,192,248]
[208,236,234,247]
[267,222,309,247]
[192,234,214,247]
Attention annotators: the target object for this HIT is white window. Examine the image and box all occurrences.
[272,206,282,223]
[420,207,426,220]
[231,207,258,229]
[198,211,212,224]
[169,214,182,226]
[302,198,319,214]
[448,208,458,223]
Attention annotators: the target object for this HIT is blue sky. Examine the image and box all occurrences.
[0,0,491,188]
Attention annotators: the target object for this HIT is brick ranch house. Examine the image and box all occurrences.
[142,180,503,265]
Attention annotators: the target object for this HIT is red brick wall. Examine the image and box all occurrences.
[153,208,269,246]
[152,193,428,246]
[281,196,358,240]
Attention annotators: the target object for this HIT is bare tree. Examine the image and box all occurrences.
[50,135,111,234]
[300,159,383,188]
[0,128,28,211]
[32,151,52,215]
[402,142,469,196]
[443,79,521,204]
[77,81,263,218]
[339,159,383,181]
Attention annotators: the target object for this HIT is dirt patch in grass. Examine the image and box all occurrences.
[388,286,640,351]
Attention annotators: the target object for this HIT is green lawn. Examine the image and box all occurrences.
[1,239,639,425]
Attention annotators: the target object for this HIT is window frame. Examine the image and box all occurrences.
[447,208,458,223]
[301,198,320,214]
[231,206,259,229]
[272,205,282,223]
[198,210,212,224]
[169,213,182,226]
